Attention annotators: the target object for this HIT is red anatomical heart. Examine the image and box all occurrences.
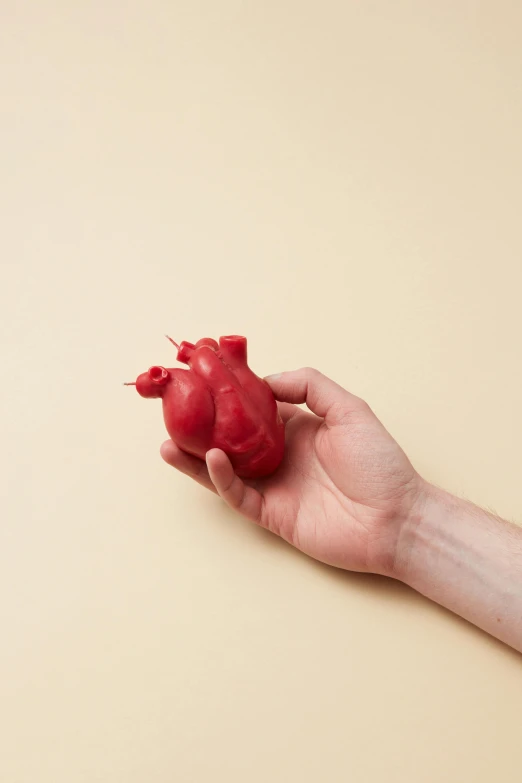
[127,335,285,478]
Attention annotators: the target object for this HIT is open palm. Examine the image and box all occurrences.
[161,368,423,577]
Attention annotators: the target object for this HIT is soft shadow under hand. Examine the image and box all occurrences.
[212,498,521,662]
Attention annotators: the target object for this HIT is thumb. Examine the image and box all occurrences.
[265,367,367,425]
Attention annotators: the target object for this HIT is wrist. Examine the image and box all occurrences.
[390,479,522,652]
[367,477,434,580]
[390,479,443,584]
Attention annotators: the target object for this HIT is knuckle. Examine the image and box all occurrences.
[301,366,321,384]
[331,397,371,426]
[222,474,236,495]
[330,401,352,423]
[236,482,247,509]
[354,396,371,412]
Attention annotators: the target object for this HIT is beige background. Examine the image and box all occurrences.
[1,2,522,781]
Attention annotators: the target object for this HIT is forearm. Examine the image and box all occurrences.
[395,484,522,652]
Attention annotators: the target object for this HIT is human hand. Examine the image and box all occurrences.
[160,368,424,577]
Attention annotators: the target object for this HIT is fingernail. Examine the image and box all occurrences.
[265,373,281,382]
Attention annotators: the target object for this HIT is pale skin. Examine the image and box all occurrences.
[160,368,522,653]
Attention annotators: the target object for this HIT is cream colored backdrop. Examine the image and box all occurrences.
[1,2,521,782]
